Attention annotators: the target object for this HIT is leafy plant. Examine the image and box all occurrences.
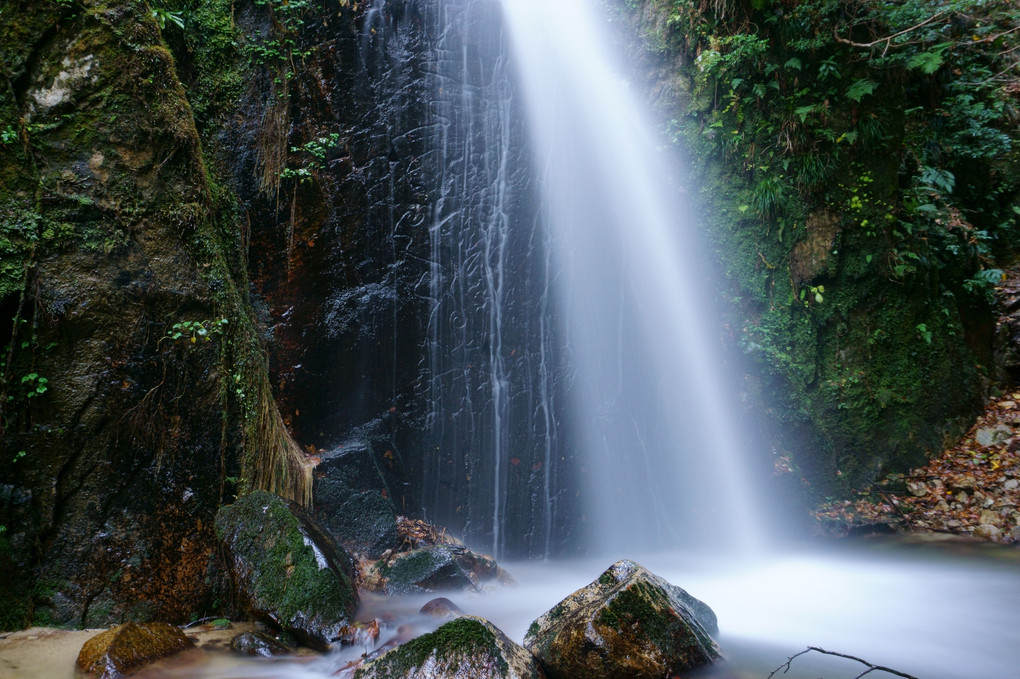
[168,318,229,344]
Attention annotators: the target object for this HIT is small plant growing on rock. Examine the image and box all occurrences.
[167,318,228,344]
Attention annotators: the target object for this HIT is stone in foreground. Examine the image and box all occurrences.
[354,616,544,679]
[215,490,359,650]
[524,560,720,679]
[229,630,291,657]
[76,622,193,679]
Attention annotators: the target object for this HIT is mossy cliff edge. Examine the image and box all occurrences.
[609,0,1020,503]
[0,0,311,629]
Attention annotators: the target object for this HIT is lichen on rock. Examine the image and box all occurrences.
[354,616,544,679]
[524,560,720,679]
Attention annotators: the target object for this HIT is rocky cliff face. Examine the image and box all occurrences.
[0,0,306,628]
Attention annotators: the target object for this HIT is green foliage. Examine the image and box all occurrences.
[665,0,1017,498]
[167,317,229,344]
[280,133,342,183]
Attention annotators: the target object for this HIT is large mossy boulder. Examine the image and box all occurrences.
[214,490,358,649]
[354,616,544,679]
[524,560,720,679]
[0,0,310,628]
[76,622,193,679]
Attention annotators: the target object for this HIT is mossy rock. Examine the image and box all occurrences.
[75,622,193,679]
[524,560,720,679]
[214,490,359,649]
[354,616,544,679]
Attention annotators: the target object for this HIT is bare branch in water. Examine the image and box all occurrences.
[768,646,921,679]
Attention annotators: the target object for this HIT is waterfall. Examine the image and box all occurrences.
[496,0,762,551]
[411,0,762,555]
[421,0,567,558]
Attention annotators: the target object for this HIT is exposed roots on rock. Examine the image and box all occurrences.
[246,373,312,507]
[255,79,290,200]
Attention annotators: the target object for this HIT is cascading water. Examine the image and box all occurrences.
[419,0,766,555]
[420,0,571,558]
[493,0,764,551]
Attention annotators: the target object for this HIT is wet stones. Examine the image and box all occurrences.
[229,631,291,657]
[214,490,359,650]
[524,560,720,679]
[76,622,193,679]
[354,616,545,679]
[314,441,401,559]
[420,597,465,619]
[364,545,512,595]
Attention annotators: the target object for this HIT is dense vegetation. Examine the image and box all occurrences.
[629,0,1020,498]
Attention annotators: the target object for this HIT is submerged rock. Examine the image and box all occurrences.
[354,616,544,679]
[229,631,291,657]
[420,597,465,619]
[524,560,720,679]
[214,490,359,650]
[76,622,193,679]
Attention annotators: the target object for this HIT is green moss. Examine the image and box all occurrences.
[215,491,357,635]
[356,618,507,679]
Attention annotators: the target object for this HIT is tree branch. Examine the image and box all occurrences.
[833,10,950,53]
[768,646,921,679]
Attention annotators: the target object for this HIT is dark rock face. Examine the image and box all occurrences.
[229,631,291,657]
[76,622,193,679]
[354,616,545,679]
[230,0,580,558]
[0,0,307,629]
[524,560,720,679]
[314,440,400,559]
[215,490,359,650]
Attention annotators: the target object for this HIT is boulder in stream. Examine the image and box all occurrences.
[214,490,359,650]
[365,544,512,595]
[76,622,193,679]
[229,630,291,657]
[524,560,720,679]
[353,616,544,679]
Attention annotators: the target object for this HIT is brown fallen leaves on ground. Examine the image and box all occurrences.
[815,391,1020,544]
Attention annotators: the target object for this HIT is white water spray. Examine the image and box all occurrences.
[500,0,763,551]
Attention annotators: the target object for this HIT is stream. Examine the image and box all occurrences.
[7,538,998,679]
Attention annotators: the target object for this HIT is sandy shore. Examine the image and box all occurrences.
[0,622,258,679]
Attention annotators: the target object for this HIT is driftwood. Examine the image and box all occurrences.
[768,646,921,679]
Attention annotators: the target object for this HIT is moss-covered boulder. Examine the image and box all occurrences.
[354,616,544,679]
[76,622,193,679]
[0,0,309,628]
[214,490,358,650]
[524,560,720,679]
